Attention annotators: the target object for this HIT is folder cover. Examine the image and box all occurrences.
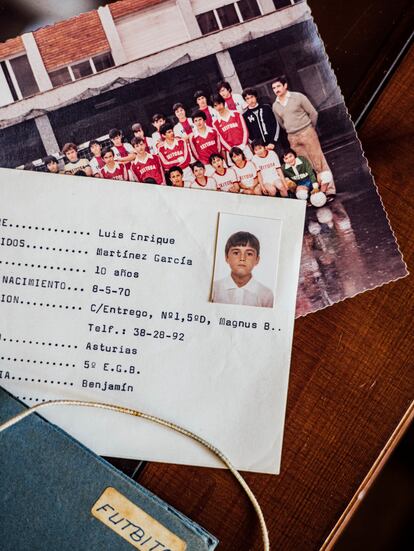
[0,387,218,550]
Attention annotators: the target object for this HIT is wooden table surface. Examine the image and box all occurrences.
[132,45,414,550]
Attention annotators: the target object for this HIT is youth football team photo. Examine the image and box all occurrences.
[38,78,334,209]
[1,0,406,318]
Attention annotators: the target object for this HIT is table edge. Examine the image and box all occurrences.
[320,401,414,550]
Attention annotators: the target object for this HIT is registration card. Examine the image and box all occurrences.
[0,169,305,473]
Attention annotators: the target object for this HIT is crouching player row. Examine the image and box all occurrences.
[165,140,288,196]
[48,134,327,205]
[93,136,325,204]
[226,141,289,196]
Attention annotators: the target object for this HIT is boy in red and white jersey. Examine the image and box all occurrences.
[158,123,192,181]
[217,81,247,114]
[212,95,251,160]
[131,123,156,155]
[100,147,128,181]
[189,161,217,191]
[172,103,195,139]
[229,147,260,195]
[89,140,105,177]
[209,153,239,193]
[252,139,288,197]
[190,110,221,176]
[129,137,165,185]
[109,128,135,174]
[193,90,218,128]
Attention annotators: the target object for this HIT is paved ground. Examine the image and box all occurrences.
[296,138,406,317]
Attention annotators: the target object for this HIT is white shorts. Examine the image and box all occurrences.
[263,179,284,191]
[240,186,256,193]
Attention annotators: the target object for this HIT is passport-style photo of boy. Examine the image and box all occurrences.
[211,213,281,308]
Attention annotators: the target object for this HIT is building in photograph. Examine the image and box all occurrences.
[0,0,351,168]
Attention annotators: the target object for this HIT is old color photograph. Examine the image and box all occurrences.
[0,0,407,316]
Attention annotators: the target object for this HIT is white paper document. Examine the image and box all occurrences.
[0,169,305,473]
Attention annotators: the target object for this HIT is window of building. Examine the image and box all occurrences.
[49,67,72,87]
[0,54,39,103]
[8,55,40,98]
[71,60,93,80]
[197,1,262,35]
[238,0,262,20]
[48,52,115,88]
[92,52,115,72]
[216,4,240,28]
[273,0,295,9]
[0,61,18,102]
[196,11,220,35]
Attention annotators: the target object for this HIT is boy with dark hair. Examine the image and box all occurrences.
[151,113,167,146]
[130,137,165,185]
[88,140,105,177]
[131,123,156,155]
[272,77,335,197]
[281,148,319,200]
[172,103,195,139]
[193,90,218,127]
[190,109,221,176]
[157,123,192,180]
[217,80,247,113]
[229,147,260,195]
[242,87,287,153]
[212,231,274,308]
[100,147,128,181]
[252,139,288,197]
[189,161,217,190]
[212,95,251,160]
[109,128,135,173]
[62,143,92,176]
[43,155,61,174]
[209,152,239,193]
[167,166,190,188]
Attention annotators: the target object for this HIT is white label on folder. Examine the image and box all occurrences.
[92,486,187,550]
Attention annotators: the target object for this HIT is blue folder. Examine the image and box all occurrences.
[0,387,218,550]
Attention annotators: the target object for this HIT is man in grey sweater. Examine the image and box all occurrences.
[272,77,335,196]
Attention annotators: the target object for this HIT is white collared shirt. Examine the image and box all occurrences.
[212,275,274,308]
[276,91,291,107]
[173,119,195,139]
[284,156,303,177]
[216,110,233,123]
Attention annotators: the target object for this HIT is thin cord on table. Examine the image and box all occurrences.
[0,399,270,550]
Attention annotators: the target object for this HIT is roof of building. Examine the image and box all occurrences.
[0,36,24,59]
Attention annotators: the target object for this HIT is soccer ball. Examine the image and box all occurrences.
[316,207,333,225]
[310,191,327,208]
[296,188,308,200]
[308,221,321,235]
